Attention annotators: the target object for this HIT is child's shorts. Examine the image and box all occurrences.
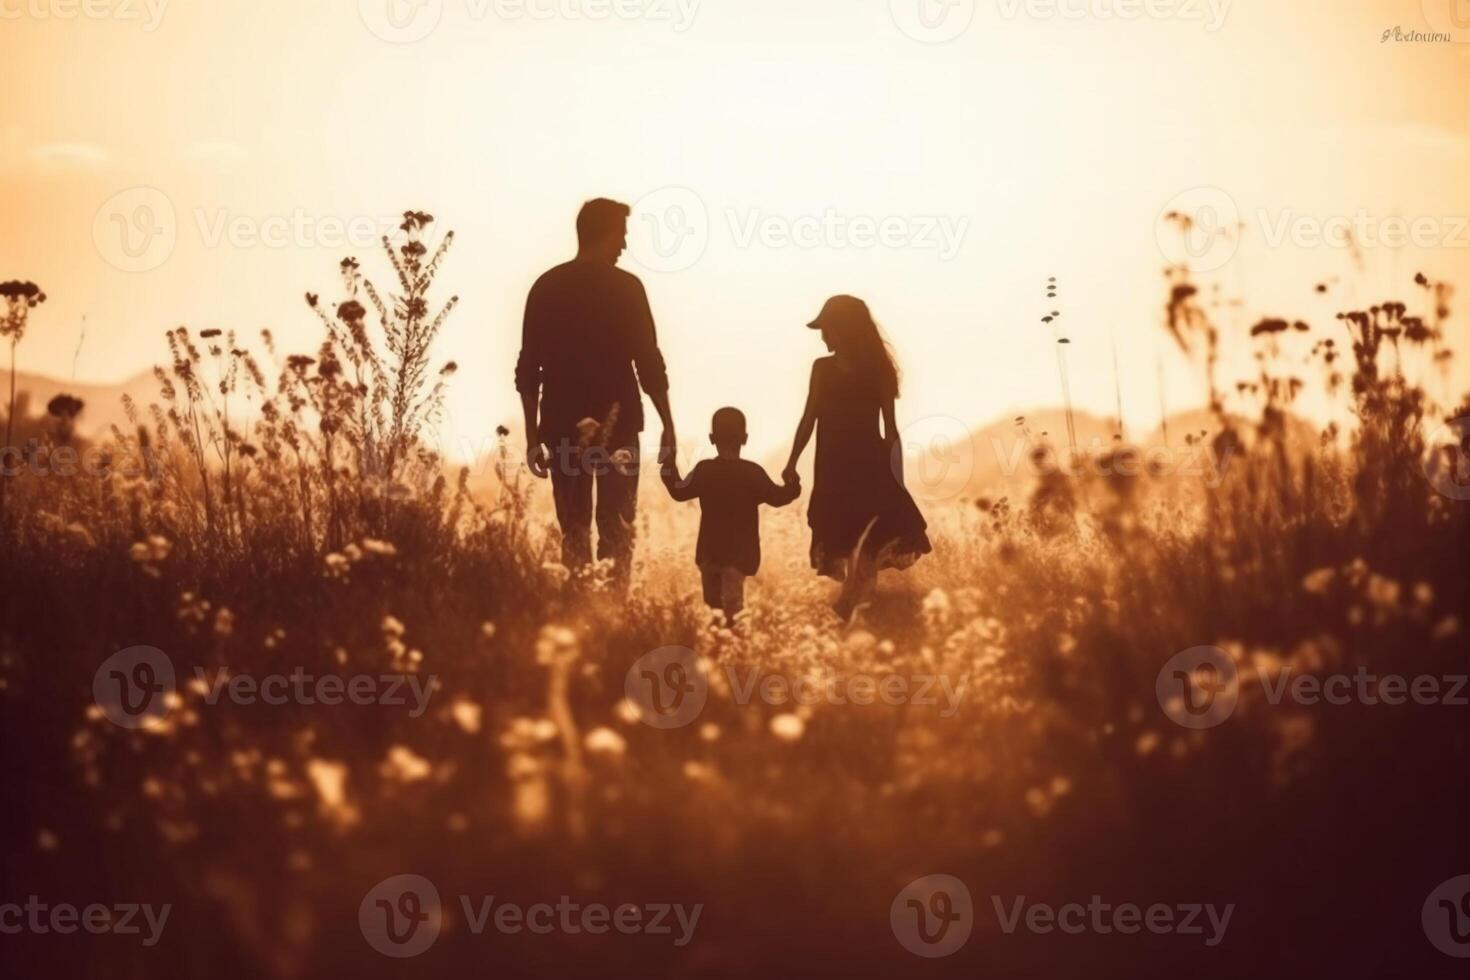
[699,564,746,615]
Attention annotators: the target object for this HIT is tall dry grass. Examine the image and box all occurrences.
[0,216,1466,978]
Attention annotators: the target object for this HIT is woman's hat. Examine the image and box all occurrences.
[807,295,869,329]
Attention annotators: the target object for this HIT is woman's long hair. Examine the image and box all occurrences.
[824,297,900,399]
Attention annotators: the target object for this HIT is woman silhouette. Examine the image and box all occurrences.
[783,296,932,619]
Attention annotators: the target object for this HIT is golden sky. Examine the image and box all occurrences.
[2,0,1468,462]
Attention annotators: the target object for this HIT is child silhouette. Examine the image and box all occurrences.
[661,408,800,623]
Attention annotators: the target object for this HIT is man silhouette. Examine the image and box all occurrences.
[516,199,675,586]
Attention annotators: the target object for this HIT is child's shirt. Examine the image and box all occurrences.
[663,457,798,575]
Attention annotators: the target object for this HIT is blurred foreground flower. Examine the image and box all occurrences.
[449,698,482,734]
[583,727,627,758]
[380,745,431,783]
[307,759,360,830]
[769,713,805,742]
[535,625,580,665]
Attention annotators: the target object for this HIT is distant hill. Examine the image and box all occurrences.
[1146,407,1323,456]
[2,369,1325,506]
[962,408,1120,497]
[904,406,1326,504]
[1,370,161,439]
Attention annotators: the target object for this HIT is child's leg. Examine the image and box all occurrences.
[720,568,746,621]
[700,565,724,612]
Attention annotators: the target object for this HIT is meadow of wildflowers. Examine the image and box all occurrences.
[0,216,1467,978]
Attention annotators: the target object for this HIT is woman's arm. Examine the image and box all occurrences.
[882,397,904,484]
[783,363,820,482]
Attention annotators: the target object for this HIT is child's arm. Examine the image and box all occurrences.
[661,450,700,503]
[762,469,801,508]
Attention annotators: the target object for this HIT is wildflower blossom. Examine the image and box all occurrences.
[449,699,482,734]
[584,727,627,758]
[380,745,431,783]
[1302,568,1335,595]
[770,713,805,742]
[535,626,579,665]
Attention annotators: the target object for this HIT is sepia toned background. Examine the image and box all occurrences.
[2,0,1467,460]
[4,3,1470,979]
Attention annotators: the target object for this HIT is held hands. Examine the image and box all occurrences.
[658,427,679,478]
[778,465,802,506]
[527,441,551,480]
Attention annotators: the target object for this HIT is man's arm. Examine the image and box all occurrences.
[516,283,549,478]
[628,277,675,442]
[519,392,548,478]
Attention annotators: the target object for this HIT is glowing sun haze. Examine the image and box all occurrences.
[2,0,1467,462]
